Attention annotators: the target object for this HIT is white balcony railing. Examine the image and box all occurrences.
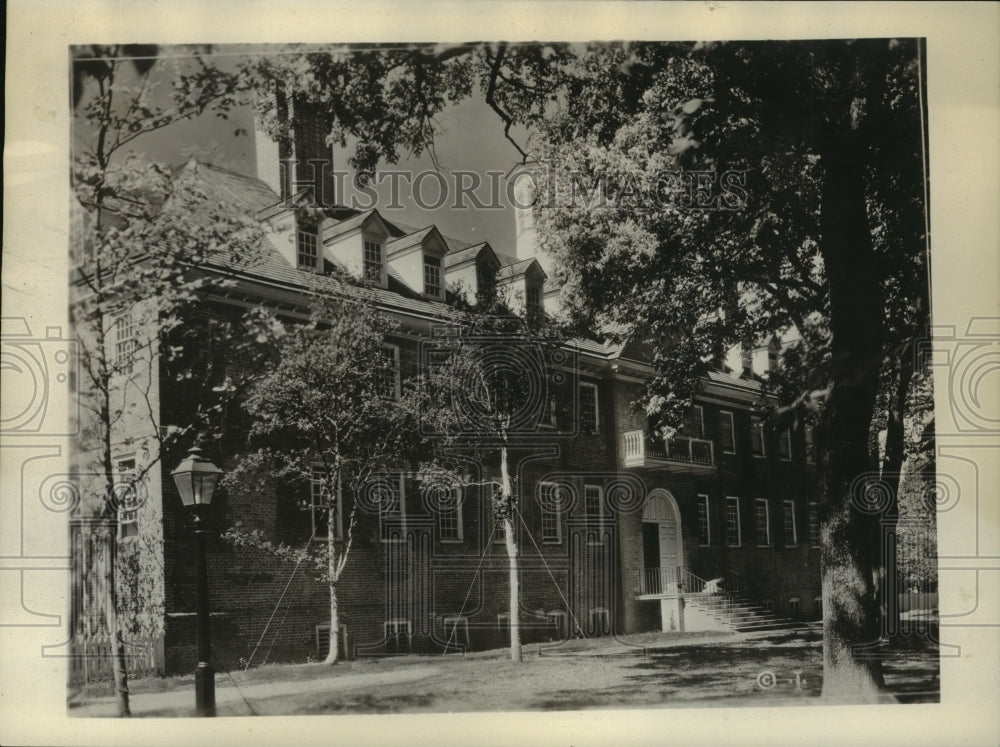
[622,431,715,469]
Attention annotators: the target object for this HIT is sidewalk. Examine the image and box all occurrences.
[70,665,442,717]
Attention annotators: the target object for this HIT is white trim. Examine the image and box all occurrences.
[114,454,139,539]
[782,500,798,547]
[692,404,705,439]
[437,485,464,543]
[697,493,711,547]
[584,484,605,545]
[755,498,771,547]
[382,343,401,401]
[777,427,793,461]
[725,496,741,547]
[539,482,563,544]
[580,381,600,434]
[719,410,736,454]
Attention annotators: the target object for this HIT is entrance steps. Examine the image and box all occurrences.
[684,592,813,634]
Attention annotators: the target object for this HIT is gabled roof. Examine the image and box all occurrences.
[498,257,547,282]
[385,225,448,257]
[322,208,392,242]
[443,242,499,270]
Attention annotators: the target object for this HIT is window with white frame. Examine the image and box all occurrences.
[297,228,319,270]
[805,426,816,464]
[684,405,705,438]
[755,499,771,546]
[438,486,463,542]
[115,456,139,538]
[423,255,442,297]
[783,501,797,546]
[751,417,766,457]
[539,482,562,544]
[380,344,400,400]
[378,475,406,542]
[543,392,558,427]
[310,466,342,540]
[725,496,741,547]
[719,411,736,454]
[363,239,383,282]
[808,502,820,546]
[584,484,604,544]
[580,382,599,434]
[777,428,792,460]
[114,315,137,369]
[697,494,710,546]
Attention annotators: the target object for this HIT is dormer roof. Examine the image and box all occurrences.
[386,225,449,257]
[322,208,392,243]
[498,257,547,282]
[444,242,500,270]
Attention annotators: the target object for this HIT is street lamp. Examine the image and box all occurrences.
[171,445,222,717]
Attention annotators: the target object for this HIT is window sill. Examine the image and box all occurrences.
[542,539,563,545]
[439,538,464,544]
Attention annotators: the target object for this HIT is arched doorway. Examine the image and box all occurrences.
[641,490,682,595]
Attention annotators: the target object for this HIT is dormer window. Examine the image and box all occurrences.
[364,239,383,282]
[297,228,319,271]
[424,255,442,298]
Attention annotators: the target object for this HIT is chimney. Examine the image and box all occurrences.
[254,88,337,207]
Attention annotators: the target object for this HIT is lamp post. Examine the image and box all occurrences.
[171,445,222,717]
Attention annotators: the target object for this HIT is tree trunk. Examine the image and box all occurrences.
[500,446,522,662]
[324,472,341,665]
[103,524,131,716]
[816,131,887,701]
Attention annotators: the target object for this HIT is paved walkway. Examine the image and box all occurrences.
[70,665,442,717]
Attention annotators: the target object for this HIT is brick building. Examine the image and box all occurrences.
[70,104,821,678]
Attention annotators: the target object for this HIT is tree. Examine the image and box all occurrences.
[528,40,930,700]
[71,44,260,714]
[417,295,567,663]
[221,292,424,665]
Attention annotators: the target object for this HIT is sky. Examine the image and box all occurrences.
[127,49,528,256]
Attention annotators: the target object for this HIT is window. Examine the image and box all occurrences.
[697,494,710,546]
[310,466,342,540]
[751,417,766,457]
[719,411,736,454]
[684,405,705,439]
[363,239,383,282]
[580,382,599,434]
[378,475,406,542]
[542,392,558,428]
[539,483,563,543]
[115,457,139,538]
[438,486,463,542]
[297,229,319,270]
[777,428,792,460]
[526,284,542,316]
[805,426,816,464]
[808,502,820,547]
[380,344,401,400]
[725,497,741,547]
[585,484,604,544]
[114,315,137,368]
[783,501,797,546]
[424,255,442,297]
[755,499,771,546]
